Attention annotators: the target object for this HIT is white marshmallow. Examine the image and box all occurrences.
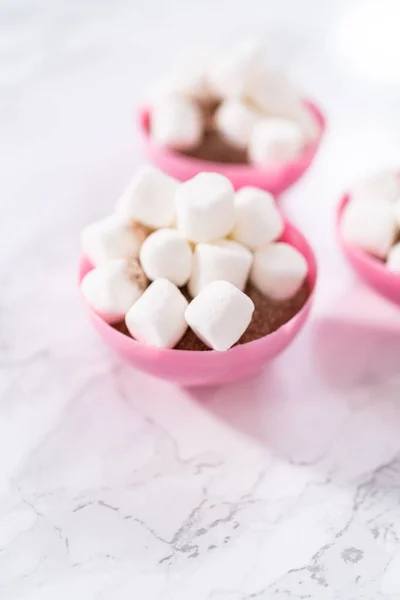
[387,243,400,273]
[188,239,253,297]
[208,40,264,99]
[149,52,212,102]
[214,99,260,149]
[81,214,147,267]
[350,171,400,204]
[139,228,193,287]
[125,279,188,349]
[251,242,308,301]
[395,198,400,226]
[81,258,148,324]
[232,187,284,250]
[175,173,235,243]
[117,166,178,229]
[185,280,255,351]
[171,53,213,101]
[249,118,305,166]
[248,67,319,142]
[248,69,302,117]
[150,96,203,150]
[341,199,397,259]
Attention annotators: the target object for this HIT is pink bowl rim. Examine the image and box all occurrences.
[336,193,400,284]
[137,99,326,176]
[79,221,317,357]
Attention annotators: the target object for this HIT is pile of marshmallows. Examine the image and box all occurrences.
[341,171,400,272]
[81,166,308,351]
[149,41,320,165]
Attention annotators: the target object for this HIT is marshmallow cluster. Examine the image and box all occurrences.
[148,41,319,164]
[81,166,309,350]
[341,171,400,267]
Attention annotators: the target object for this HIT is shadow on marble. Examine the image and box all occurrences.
[186,294,400,486]
[110,283,400,488]
[185,367,279,442]
[311,317,400,391]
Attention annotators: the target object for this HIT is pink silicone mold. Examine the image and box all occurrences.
[79,221,317,387]
[137,101,325,195]
[337,194,400,305]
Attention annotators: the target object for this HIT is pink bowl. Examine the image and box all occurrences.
[337,194,400,305]
[79,222,317,386]
[137,101,326,195]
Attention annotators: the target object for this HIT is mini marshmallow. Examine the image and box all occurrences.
[188,239,253,297]
[185,280,255,351]
[208,40,264,99]
[117,166,178,229]
[150,96,203,150]
[81,258,148,324]
[251,242,308,301]
[248,69,302,117]
[171,52,213,101]
[341,199,397,259]
[140,228,193,287]
[232,187,284,250]
[249,73,320,141]
[350,171,400,204]
[149,52,212,102]
[175,173,235,243]
[387,243,400,273]
[248,118,305,166]
[81,214,147,267]
[214,99,260,150]
[125,279,188,349]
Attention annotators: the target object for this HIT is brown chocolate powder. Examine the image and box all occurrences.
[238,281,310,345]
[175,327,209,351]
[199,98,220,132]
[181,130,248,165]
[114,320,131,336]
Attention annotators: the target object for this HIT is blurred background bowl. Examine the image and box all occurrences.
[337,193,400,305]
[137,100,325,195]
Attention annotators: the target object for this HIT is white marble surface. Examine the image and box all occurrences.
[2,1,400,598]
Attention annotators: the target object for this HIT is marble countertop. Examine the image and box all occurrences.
[1,1,400,598]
